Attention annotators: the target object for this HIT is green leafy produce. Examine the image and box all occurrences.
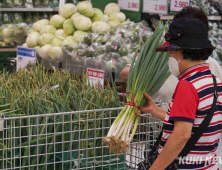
[51,37,63,47]
[118,46,128,56]
[3,0,13,7]
[63,19,75,35]
[109,12,126,23]
[38,33,54,46]
[33,0,40,7]
[108,20,121,29]
[50,15,65,29]
[59,3,77,18]
[62,36,77,48]
[83,33,93,45]
[48,46,64,61]
[76,1,94,18]
[26,31,40,47]
[104,3,120,16]
[40,25,56,35]
[55,29,67,40]
[92,21,110,33]
[33,19,49,32]
[13,13,23,24]
[39,44,51,59]
[73,15,92,31]
[91,8,104,22]
[73,30,87,43]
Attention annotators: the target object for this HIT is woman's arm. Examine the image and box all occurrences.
[149,120,192,170]
[139,93,167,121]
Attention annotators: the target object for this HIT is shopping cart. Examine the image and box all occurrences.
[0,105,164,170]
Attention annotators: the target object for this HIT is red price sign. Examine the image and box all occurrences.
[143,0,168,14]
[128,2,139,9]
[155,4,167,11]
[170,0,189,11]
[118,0,140,12]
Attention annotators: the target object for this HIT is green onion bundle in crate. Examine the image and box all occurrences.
[0,66,123,170]
[104,23,171,154]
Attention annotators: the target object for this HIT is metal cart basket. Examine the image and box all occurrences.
[0,106,164,170]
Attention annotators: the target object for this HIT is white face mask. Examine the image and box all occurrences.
[168,57,182,77]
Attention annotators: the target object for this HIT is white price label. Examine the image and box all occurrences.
[143,0,168,15]
[86,68,104,89]
[118,0,140,12]
[170,0,189,11]
[16,47,36,72]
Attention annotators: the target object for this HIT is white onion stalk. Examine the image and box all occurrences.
[104,22,170,154]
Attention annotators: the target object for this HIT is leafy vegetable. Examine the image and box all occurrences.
[59,3,77,19]
[50,15,65,29]
[26,31,40,47]
[38,33,54,46]
[55,29,67,40]
[92,21,110,33]
[39,44,51,59]
[104,3,120,16]
[63,19,75,35]
[73,30,87,43]
[73,15,92,31]
[91,8,104,22]
[109,12,126,23]
[76,1,94,17]
[33,19,49,32]
[51,37,63,47]
[40,25,56,35]
[62,36,77,47]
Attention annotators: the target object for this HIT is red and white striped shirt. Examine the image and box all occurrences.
[158,64,222,170]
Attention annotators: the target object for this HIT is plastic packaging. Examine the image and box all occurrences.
[13,13,23,24]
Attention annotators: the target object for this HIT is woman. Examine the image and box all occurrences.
[120,7,222,104]
[140,18,222,170]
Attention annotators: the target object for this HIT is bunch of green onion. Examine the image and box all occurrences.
[0,66,122,169]
[104,23,170,154]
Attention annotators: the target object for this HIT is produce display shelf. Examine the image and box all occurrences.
[160,15,222,20]
[0,8,56,12]
[0,48,17,52]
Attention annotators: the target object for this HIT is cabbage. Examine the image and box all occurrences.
[91,8,104,22]
[103,15,109,22]
[55,29,67,40]
[40,25,56,34]
[33,19,49,32]
[26,32,40,47]
[48,46,64,61]
[108,20,121,29]
[73,15,92,31]
[22,43,28,47]
[76,1,94,18]
[34,46,40,56]
[62,36,77,47]
[109,12,126,22]
[38,33,54,46]
[92,21,110,33]
[51,38,63,47]
[104,3,120,16]
[71,12,81,21]
[63,19,75,35]
[2,26,14,37]
[73,30,87,43]
[50,15,65,29]
[39,44,51,59]
[59,3,77,18]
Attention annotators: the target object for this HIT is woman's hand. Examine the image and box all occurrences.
[139,93,167,121]
[139,93,157,114]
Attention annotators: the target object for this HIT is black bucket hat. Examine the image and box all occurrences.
[156,17,215,52]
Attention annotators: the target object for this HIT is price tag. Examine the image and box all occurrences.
[16,47,36,72]
[118,0,140,12]
[170,0,189,11]
[143,0,168,15]
[86,68,104,89]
